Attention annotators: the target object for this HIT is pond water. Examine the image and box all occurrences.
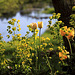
[0,10,56,42]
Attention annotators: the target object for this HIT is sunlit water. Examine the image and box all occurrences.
[0,10,56,42]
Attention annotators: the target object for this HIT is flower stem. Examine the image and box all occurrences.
[34,29,38,74]
[66,37,72,55]
[39,28,41,44]
[45,53,52,75]
[38,28,41,71]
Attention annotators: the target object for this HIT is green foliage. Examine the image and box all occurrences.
[0,6,75,74]
[0,0,52,17]
[42,7,55,14]
[72,6,75,11]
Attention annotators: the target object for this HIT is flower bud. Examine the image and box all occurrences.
[38,22,43,28]
[30,23,37,29]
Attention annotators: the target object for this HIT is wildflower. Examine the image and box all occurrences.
[40,45,43,48]
[7,26,11,29]
[48,21,52,24]
[47,25,50,28]
[60,26,67,36]
[27,25,30,27]
[0,36,3,40]
[38,21,43,28]
[17,20,20,22]
[49,57,52,59]
[60,26,74,39]
[1,49,5,51]
[18,24,20,27]
[49,48,53,51]
[49,16,52,20]
[41,37,45,42]
[63,46,65,50]
[27,54,30,57]
[8,20,12,24]
[67,28,74,39]
[36,36,39,39]
[58,46,61,50]
[48,43,54,46]
[30,23,37,29]
[17,34,21,37]
[22,61,25,65]
[45,37,50,41]
[31,42,34,45]
[43,43,47,47]
[11,22,14,25]
[6,35,10,38]
[35,29,39,32]
[8,30,12,34]
[0,43,2,46]
[17,28,21,31]
[59,21,62,23]
[32,53,34,56]
[59,50,69,60]
[12,18,16,21]
[12,27,16,31]
[41,48,44,51]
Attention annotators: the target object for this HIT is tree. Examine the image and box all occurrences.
[52,0,75,52]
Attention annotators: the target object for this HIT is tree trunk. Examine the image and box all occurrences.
[52,0,75,52]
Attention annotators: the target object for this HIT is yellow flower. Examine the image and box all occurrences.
[41,37,45,42]
[12,18,16,21]
[18,24,20,27]
[41,48,44,51]
[30,23,37,29]
[31,42,34,45]
[17,28,21,31]
[45,37,50,41]
[40,45,43,48]
[0,42,3,45]
[32,53,34,56]
[49,48,53,51]
[35,29,39,32]
[38,21,43,28]
[27,54,30,57]
[17,34,21,37]
[0,33,1,35]
[49,16,52,20]
[17,20,20,22]
[43,43,47,47]
[58,46,61,50]
[12,27,16,31]
[6,35,10,38]
[22,61,25,65]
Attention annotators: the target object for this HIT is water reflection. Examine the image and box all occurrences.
[0,10,56,42]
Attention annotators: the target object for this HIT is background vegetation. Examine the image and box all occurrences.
[0,0,52,17]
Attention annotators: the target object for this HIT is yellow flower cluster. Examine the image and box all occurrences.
[0,33,3,40]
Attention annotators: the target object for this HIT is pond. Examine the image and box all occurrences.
[0,9,56,42]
